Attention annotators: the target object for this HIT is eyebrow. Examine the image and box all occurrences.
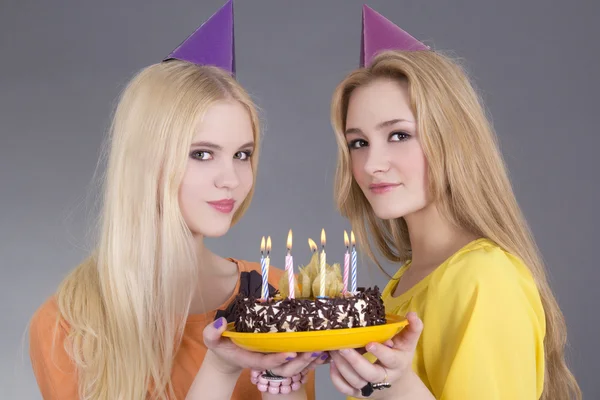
[344,119,414,135]
[190,141,255,150]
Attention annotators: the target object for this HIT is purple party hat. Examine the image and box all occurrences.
[163,0,235,75]
[360,4,429,67]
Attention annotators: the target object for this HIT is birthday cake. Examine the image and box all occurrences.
[232,287,385,333]
[232,247,386,333]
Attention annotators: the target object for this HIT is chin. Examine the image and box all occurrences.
[370,202,415,220]
[373,209,405,220]
[190,217,233,238]
[200,224,232,237]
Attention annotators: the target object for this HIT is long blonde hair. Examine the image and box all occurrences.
[331,50,581,400]
[54,60,261,399]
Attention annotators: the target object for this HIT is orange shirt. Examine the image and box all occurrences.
[29,259,316,399]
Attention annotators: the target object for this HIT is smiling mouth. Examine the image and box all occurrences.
[207,199,235,213]
[369,183,400,194]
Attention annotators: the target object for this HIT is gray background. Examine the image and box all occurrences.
[1,0,598,398]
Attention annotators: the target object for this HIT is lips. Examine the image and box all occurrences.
[207,199,235,213]
[369,182,400,194]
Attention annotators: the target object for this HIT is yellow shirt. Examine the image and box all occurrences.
[352,238,545,400]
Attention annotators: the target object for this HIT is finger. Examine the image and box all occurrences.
[203,317,227,349]
[391,312,423,352]
[314,351,330,365]
[330,358,360,398]
[303,352,330,371]
[329,351,369,390]
[245,352,298,371]
[336,348,387,384]
[205,318,297,370]
[270,351,323,377]
[365,342,405,371]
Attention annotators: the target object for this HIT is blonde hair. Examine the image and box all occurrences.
[54,60,261,399]
[331,50,581,400]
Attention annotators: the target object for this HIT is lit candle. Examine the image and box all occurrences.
[351,231,357,293]
[308,238,318,255]
[286,229,295,299]
[343,231,350,294]
[319,229,326,298]
[260,236,268,300]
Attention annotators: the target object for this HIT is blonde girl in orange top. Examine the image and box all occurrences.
[28,2,320,399]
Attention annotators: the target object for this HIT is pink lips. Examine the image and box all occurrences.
[369,182,400,194]
[207,199,235,213]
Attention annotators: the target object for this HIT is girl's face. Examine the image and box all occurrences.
[179,100,254,237]
[345,78,429,220]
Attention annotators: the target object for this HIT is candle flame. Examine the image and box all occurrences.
[266,236,272,253]
[261,236,266,253]
[350,231,356,246]
[344,230,349,247]
[308,238,317,252]
[321,229,326,247]
[287,229,293,250]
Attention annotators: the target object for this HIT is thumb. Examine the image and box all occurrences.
[392,312,423,352]
[203,317,227,349]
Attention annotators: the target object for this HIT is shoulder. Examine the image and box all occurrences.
[30,296,69,340]
[435,238,534,291]
[424,238,546,336]
[29,296,77,383]
[428,238,544,320]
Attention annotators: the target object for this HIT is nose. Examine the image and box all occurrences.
[215,160,240,190]
[363,143,391,175]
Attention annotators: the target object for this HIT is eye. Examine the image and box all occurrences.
[234,150,253,161]
[190,150,213,161]
[348,139,368,150]
[390,132,411,142]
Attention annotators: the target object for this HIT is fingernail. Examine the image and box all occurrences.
[286,356,295,361]
[386,343,394,348]
[366,344,375,352]
[340,349,351,355]
[320,353,328,360]
[213,317,223,329]
[311,352,321,357]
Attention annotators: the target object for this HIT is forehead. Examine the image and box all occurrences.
[193,100,254,145]
[346,78,413,128]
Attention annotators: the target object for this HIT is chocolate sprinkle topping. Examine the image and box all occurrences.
[232,287,386,333]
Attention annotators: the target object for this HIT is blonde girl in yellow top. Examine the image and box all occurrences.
[324,6,581,400]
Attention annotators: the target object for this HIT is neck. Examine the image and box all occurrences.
[189,233,239,315]
[192,234,230,275]
[193,234,214,271]
[404,203,478,269]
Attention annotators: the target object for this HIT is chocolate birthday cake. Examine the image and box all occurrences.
[232,287,385,333]
[231,252,386,333]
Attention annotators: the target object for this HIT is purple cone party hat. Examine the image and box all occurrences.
[163,0,235,75]
[360,4,429,67]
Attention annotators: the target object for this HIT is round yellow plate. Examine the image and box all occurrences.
[222,314,408,353]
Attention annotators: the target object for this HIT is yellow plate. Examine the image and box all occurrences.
[222,314,408,353]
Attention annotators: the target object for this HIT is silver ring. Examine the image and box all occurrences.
[371,366,391,391]
[261,369,285,382]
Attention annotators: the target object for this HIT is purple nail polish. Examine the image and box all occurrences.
[320,354,328,360]
[311,352,321,357]
[213,317,223,329]
[286,356,295,361]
